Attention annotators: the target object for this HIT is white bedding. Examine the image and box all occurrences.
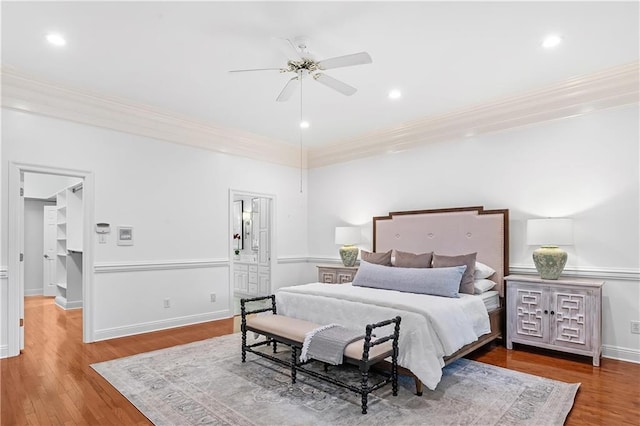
[480,290,500,311]
[276,282,491,390]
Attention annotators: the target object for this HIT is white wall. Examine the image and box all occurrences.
[1,108,309,344]
[308,105,640,361]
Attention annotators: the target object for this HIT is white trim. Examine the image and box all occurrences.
[229,189,277,316]
[1,67,303,169]
[2,63,637,170]
[94,259,228,273]
[277,256,315,264]
[24,289,44,297]
[509,265,640,281]
[54,296,83,310]
[602,345,640,364]
[93,309,232,342]
[308,62,639,168]
[0,345,7,359]
[7,162,95,357]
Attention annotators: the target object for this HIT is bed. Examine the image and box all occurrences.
[276,206,509,392]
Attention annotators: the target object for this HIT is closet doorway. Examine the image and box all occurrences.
[229,190,275,315]
[7,163,94,357]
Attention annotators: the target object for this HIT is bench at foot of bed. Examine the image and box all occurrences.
[240,295,401,415]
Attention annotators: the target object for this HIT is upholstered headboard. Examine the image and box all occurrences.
[373,206,509,296]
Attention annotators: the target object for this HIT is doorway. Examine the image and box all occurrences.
[229,190,275,315]
[7,162,95,357]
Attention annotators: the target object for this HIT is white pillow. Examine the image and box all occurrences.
[474,262,496,279]
[474,279,497,294]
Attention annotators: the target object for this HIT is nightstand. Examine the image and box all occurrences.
[316,264,359,284]
[505,275,604,366]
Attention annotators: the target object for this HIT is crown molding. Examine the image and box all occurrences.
[308,62,640,168]
[1,66,305,169]
[2,63,637,170]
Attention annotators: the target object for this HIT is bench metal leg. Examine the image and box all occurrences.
[241,328,247,363]
[291,346,297,384]
[360,366,369,414]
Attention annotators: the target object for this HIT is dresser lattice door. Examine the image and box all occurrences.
[514,287,548,344]
[550,289,591,351]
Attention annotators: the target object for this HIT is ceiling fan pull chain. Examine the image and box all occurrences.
[299,70,304,194]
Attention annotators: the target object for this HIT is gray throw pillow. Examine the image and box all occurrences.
[394,250,433,268]
[352,260,465,298]
[361,250,392,266]
[432,253,477,295]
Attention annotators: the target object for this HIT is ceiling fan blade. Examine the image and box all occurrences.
[272,37,302,60]
[276,77,299,102]
[316,52,372,70]
[228,68,284,73]
[313,73,357,96]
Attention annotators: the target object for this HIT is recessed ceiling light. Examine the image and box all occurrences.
[300,121,310,129]
[388,90,402,99]
[46,33,66,46]
[542,34,562,49]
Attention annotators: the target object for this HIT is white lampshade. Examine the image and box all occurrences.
[335,226,361,245]
[527,218,574,246]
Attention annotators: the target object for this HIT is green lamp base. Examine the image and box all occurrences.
[533,245,568,280]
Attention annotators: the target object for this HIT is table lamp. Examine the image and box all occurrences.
[335,226,361,267]
[527,218,573,280]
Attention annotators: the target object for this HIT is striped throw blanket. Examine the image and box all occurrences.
[300,324,364,365]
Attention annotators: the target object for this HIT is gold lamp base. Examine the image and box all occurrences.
[339,245,359,267]
[532,245,567,280]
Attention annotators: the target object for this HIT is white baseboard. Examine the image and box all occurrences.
[0,344,7,359]
[25,289,44,297]
[54,296,83,310]
[93,309,232,342]
[602,345,640,364]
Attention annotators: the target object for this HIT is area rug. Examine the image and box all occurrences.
[92,333,579,425]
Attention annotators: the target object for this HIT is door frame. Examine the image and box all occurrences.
[7,162,95,357]
[228,189,276,312]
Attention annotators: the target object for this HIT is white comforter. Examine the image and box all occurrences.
[276,282,491,390]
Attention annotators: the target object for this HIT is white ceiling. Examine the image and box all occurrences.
[2,1,638,148]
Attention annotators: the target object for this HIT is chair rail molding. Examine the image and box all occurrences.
[94,258,229,273]
[508,265,640,281]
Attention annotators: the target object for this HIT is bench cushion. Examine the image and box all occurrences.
[246,314,318,343]
[345,339,394,361]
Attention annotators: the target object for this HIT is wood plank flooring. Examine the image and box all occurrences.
[2,296,639,425]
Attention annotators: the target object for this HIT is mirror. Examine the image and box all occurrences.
[251,198,260,251]
[233,200,243,252]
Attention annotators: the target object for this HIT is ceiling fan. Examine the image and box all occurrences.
[229,37,373,102]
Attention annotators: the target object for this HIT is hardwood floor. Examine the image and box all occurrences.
[2,296,639,425]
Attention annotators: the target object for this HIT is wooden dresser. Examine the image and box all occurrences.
[316,264,359,284]
[505,274,603,366]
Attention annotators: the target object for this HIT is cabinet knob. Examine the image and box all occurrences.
[550,311,555,315]
[544,310,549,315]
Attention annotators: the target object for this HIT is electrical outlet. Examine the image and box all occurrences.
[164,298,170,308]
[631,321,640,334]
[210,293,216,303]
